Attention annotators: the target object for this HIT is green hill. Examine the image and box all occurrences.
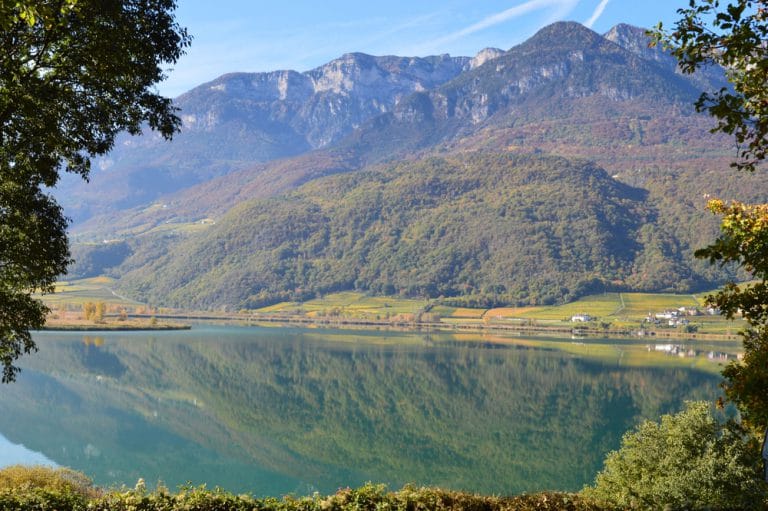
[109,151,730,310]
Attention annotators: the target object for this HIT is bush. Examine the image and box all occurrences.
[0,488,89,511]
[583,401,767,510]
[0,473,617,511]
[91,483,256,511]
[0,465,98,498]
[308,485,609,511]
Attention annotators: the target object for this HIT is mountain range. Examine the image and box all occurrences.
[58,52,476,223]
[63,21,764,310]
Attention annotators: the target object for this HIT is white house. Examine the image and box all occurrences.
[655,310,680,320]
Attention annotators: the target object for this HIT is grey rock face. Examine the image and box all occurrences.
[603,23,667,64]
[60,52,473,223]
[604,23,726,92]
[177,52,471,150]
[469,48,505,69]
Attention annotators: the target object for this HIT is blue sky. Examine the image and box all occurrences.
[160,0,686,97]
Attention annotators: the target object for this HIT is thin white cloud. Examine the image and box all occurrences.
[161,10,452,96]
[417,0,579,53]
[542,0,580,25]
[584,0,610,28]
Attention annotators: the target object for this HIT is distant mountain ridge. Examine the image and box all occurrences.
[62,22,722,229]
[334,21,714,162]
[603,23,726,92]
[58,52,481,223]
[77,22,726,238]
[180,52,474,149]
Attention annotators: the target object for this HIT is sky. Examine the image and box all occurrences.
[159,0,687,97]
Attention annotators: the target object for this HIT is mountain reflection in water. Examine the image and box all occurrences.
[0,326,728,495]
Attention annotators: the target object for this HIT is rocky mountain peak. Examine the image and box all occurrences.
[191,70,314,103]
[604,22,727,92]
[522,21,604,51]
[470,48,505,69]
[307,53,381,94]
[603,23,666,63]
[306,52,470,96]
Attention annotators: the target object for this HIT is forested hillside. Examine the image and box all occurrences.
[107,152,745,309]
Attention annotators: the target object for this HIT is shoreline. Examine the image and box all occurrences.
[123,312,741,341]
[38,311,741,341]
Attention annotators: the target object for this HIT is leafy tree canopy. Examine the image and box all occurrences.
[0,0,190,382]
[655,0,768,437]
[697,200,768,431]
[584,401,766,510]
[653,0,768,172]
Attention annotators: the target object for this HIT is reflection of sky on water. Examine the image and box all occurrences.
[0,433,56,467]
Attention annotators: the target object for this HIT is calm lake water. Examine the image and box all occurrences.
[0,325,737,496]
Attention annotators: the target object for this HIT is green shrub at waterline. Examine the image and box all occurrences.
[0,464,99,498]
[0,465,99,510]
[0,473,614,511]
[583,401,767,510]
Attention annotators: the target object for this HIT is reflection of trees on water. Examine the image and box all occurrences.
[0,330,720,495]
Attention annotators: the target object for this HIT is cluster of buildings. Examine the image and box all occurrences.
[569,304,723,326]
[644,306,721,327]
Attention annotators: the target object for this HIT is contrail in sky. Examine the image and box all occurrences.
[424,0,579,49]
[584,0,610,28]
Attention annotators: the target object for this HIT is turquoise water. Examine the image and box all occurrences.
[0,325,734,496]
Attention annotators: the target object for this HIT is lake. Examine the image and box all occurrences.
[0,325,737,496]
